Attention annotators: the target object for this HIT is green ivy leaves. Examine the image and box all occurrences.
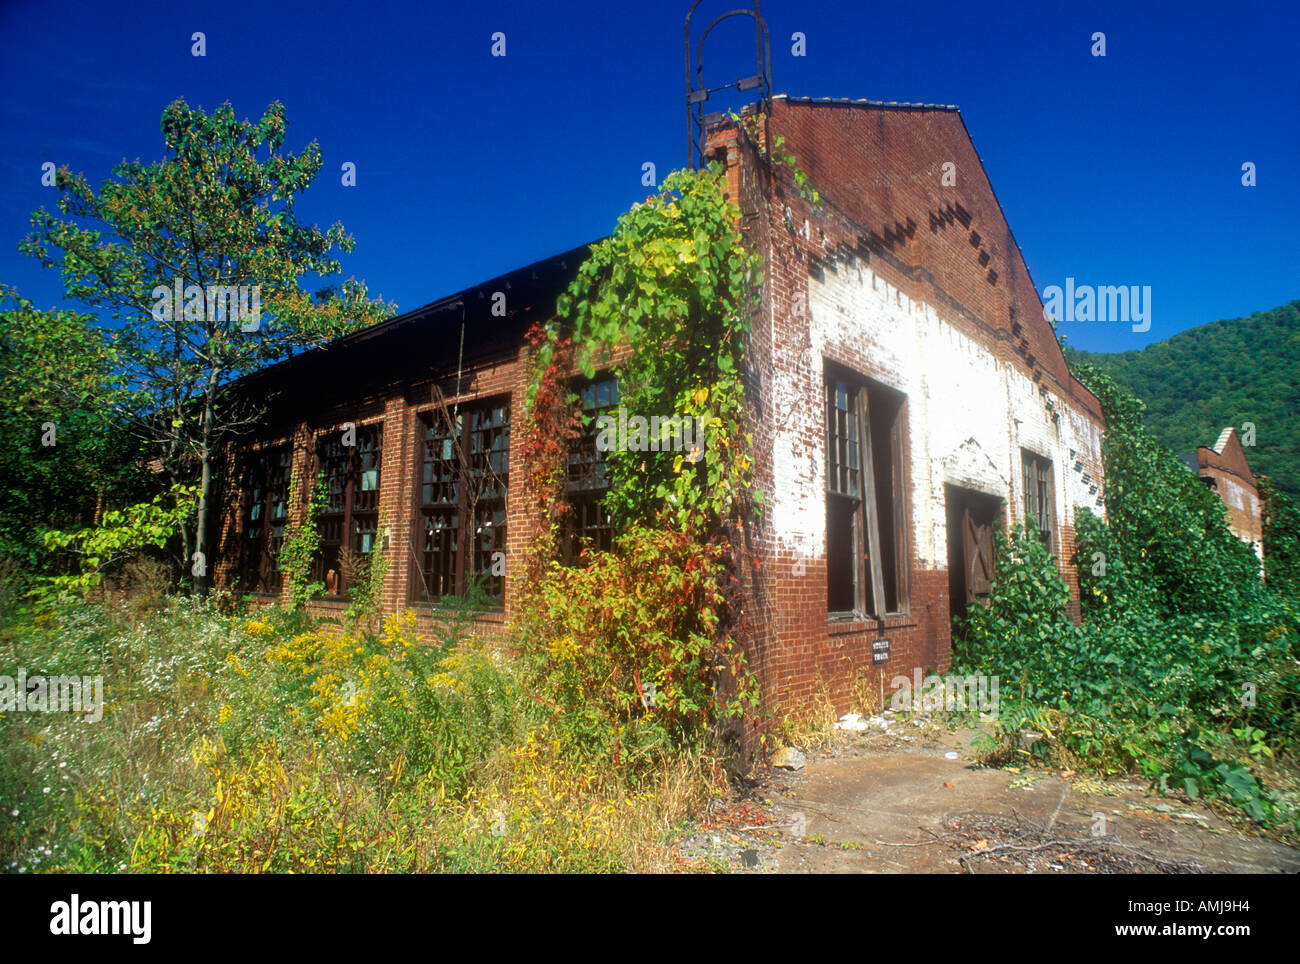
[537,162,761,534]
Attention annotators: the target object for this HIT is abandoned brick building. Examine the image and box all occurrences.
[1182,427,1264,562]
[215,94,1108,717]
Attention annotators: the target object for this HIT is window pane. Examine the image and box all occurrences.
[826,370,906,615]
[241,445,290,593]
[417,401,509,604]
[563,377,619,564]
[827,495,857,612]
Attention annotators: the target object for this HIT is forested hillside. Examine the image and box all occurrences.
[1064,300,1300,498]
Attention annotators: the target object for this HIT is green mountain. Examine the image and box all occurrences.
[1063,300,1300,500]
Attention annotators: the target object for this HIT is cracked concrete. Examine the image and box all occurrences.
[671,720,1300,874]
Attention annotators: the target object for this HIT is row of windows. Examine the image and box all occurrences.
[237,379,622,605]
[238,371,1057,615]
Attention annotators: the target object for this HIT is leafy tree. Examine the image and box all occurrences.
[19,99,394,590]
[33,484,198,605]
[0,287,146,567]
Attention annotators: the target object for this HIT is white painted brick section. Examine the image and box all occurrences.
[771,260,1105,572]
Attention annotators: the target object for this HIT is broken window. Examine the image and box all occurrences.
[825,367,907,617]
[240,445,291,594]
[314,424,383,596]
[562,376,619,563]
[1021,449,1055,551]
[415,399,509,605]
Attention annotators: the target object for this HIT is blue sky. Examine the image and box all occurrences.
[0,0,1296,352]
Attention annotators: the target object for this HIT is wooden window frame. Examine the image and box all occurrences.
[314,424,383,598]
[825,366,909,619]
[241,445,291,594]
[412,397,510,606]
[561,375,620,564]
[1021,448,1055,552]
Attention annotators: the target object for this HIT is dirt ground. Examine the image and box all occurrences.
[668,715,1300,874]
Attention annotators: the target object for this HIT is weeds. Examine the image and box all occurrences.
[0,591,721,873]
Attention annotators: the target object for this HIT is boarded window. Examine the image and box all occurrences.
[314,424,383,596]
[1021,449,1055,551]
[562,376,619,563]
[240,445,291,594]
[415,399,509,605]
[825,368,907,617]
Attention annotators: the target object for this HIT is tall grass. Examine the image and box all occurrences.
[0,590,724,873]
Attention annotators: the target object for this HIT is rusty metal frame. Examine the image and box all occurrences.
[685,1,771,169]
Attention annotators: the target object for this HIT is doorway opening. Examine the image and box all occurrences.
[945,485,1003,632]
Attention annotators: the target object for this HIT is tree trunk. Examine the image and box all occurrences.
[194,366,222,597]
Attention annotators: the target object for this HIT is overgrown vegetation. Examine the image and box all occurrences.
[528,525,747,769]
[515,156,771,770]
[31,485,198,606]
[1261,474,1300,601]
[0,594,720,872]
[955,362,1300,831]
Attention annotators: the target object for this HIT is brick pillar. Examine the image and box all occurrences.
[379,392,413,619]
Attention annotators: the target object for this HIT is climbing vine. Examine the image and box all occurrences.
[516,329,580,614]
[517,159,771,764]
[279,468,327,610]
[538,161,763,534]
[344,506,390,626]
[731,109,822,209]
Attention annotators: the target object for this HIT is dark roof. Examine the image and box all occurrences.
[230,239,597,410]
[329,240,598,351]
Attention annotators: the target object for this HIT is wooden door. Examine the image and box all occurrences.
[962,506,994,604]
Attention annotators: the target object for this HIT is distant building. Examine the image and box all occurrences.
[1182,427,1263,561]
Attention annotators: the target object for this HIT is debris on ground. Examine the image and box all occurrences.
[772,746,806,770]
[947,810,1208,874]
